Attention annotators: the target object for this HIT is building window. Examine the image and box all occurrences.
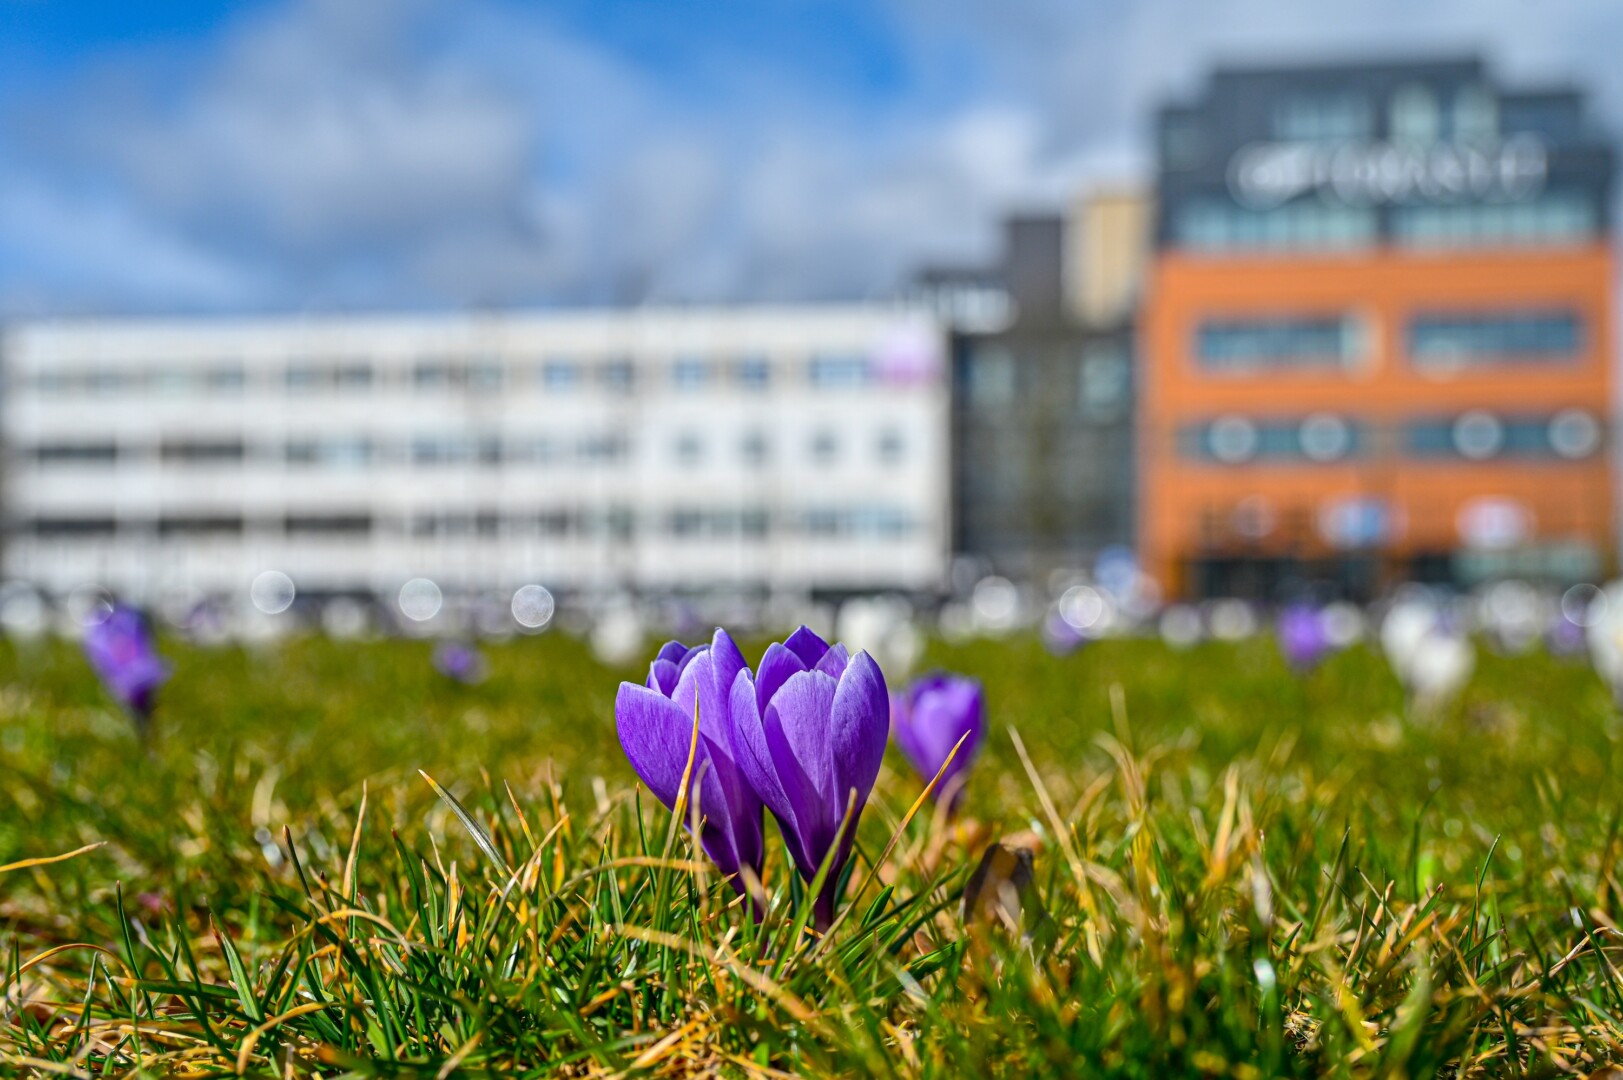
[542,359,581,392]
[966,349,1015,406]
[286,438,372,468]
[509,436,557,465]
[1406,411,1602,461]
[808,354,870,388]
[1176,200,1377,254]
[1196,316,1363,373]
[1408,310,1581,368]
[30,516,118,537]
[285,513,373,537]
[668,508,703,537]
[1180,415,1364,464]
[741,507,769,538]
[674,432,704,467]
[160,439,245,464]
[810,430,838,465]
[285,364,324,393]
[144,370,190,395]
[414,361,461,390]
[799,506,914,538]
[600,358,635,393]
[740,430,768,467]
[468,362,503,392]
[334,364,373,390]
[33,442,118,465]
[1079,345,1130,420]
[206,365,246,392]
[1392,194,1596,250]
[672,358,713,390]
[579,433,628,465]
[735,357,771,390]
[876,429,905,465]
[1453,86,1498,140]
[1273,92,1372,141]
[1549,409,1603,459]
[1390,84,1440,143]
[158,515,243,538]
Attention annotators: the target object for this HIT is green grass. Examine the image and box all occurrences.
[1,631,1621,1077]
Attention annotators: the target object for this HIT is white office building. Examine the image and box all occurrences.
[1,306,949,620]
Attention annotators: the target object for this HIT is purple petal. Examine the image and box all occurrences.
[829,651,890,813]
[729,669,799,847]
[764,669,842,872]
[654,640,690,665]
[909,677,985,786]
[755,642,808,716]
[709,628,748,694]
[699,729,763,880]
[647,658,683,695]
[614,682,694,810]
[83,606,167,716]
[813,643,850,679]
[705,628,749,736]
[782,626,831,667]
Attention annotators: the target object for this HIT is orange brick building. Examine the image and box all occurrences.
[1141,59,1616,598]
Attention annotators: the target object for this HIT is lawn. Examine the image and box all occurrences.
[1,630,1621,1077]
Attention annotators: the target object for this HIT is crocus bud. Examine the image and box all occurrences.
[82,604,168,736]
[891,672,985,809]
[1276,604,1332,672]
[432,640,487,684]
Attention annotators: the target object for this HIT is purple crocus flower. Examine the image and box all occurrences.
[890,673,985,810]
[433,640,487,684]
[616,629,764,891]
[725,626,889,929]
[1276,604,1332,672]
[82,605,168,734]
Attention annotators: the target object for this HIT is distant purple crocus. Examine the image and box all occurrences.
[1041,610,1087,656]
[1276,604,1332,672]
[616,629,764,891]
[726,626,889,929]
[433,640,487,684]
[1546,614,1587,658]
[890,672,985,809]
[82,605,168,735]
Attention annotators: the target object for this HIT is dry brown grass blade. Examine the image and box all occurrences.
[232,1000,342,1075]
[0,842,106,877]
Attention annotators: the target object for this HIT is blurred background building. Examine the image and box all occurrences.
[912,191,1148,584]
[1141,56,1616,600]
[1,308,948,615]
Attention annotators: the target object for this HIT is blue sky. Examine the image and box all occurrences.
[1,0,1619,315]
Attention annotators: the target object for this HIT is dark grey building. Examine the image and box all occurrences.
[914,204,1143,583]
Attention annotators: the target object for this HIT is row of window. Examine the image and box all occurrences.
[23,427,912,470]
[1194,308,1584,373]
[1180,409,1603,464]
[17,353,888,398]
[960,346,1132,418]
[1175,194,1597,254]
[1273,84,1501,144]
[16,505,921,541]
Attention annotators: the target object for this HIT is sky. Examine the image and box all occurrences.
[0,0,1618,316]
